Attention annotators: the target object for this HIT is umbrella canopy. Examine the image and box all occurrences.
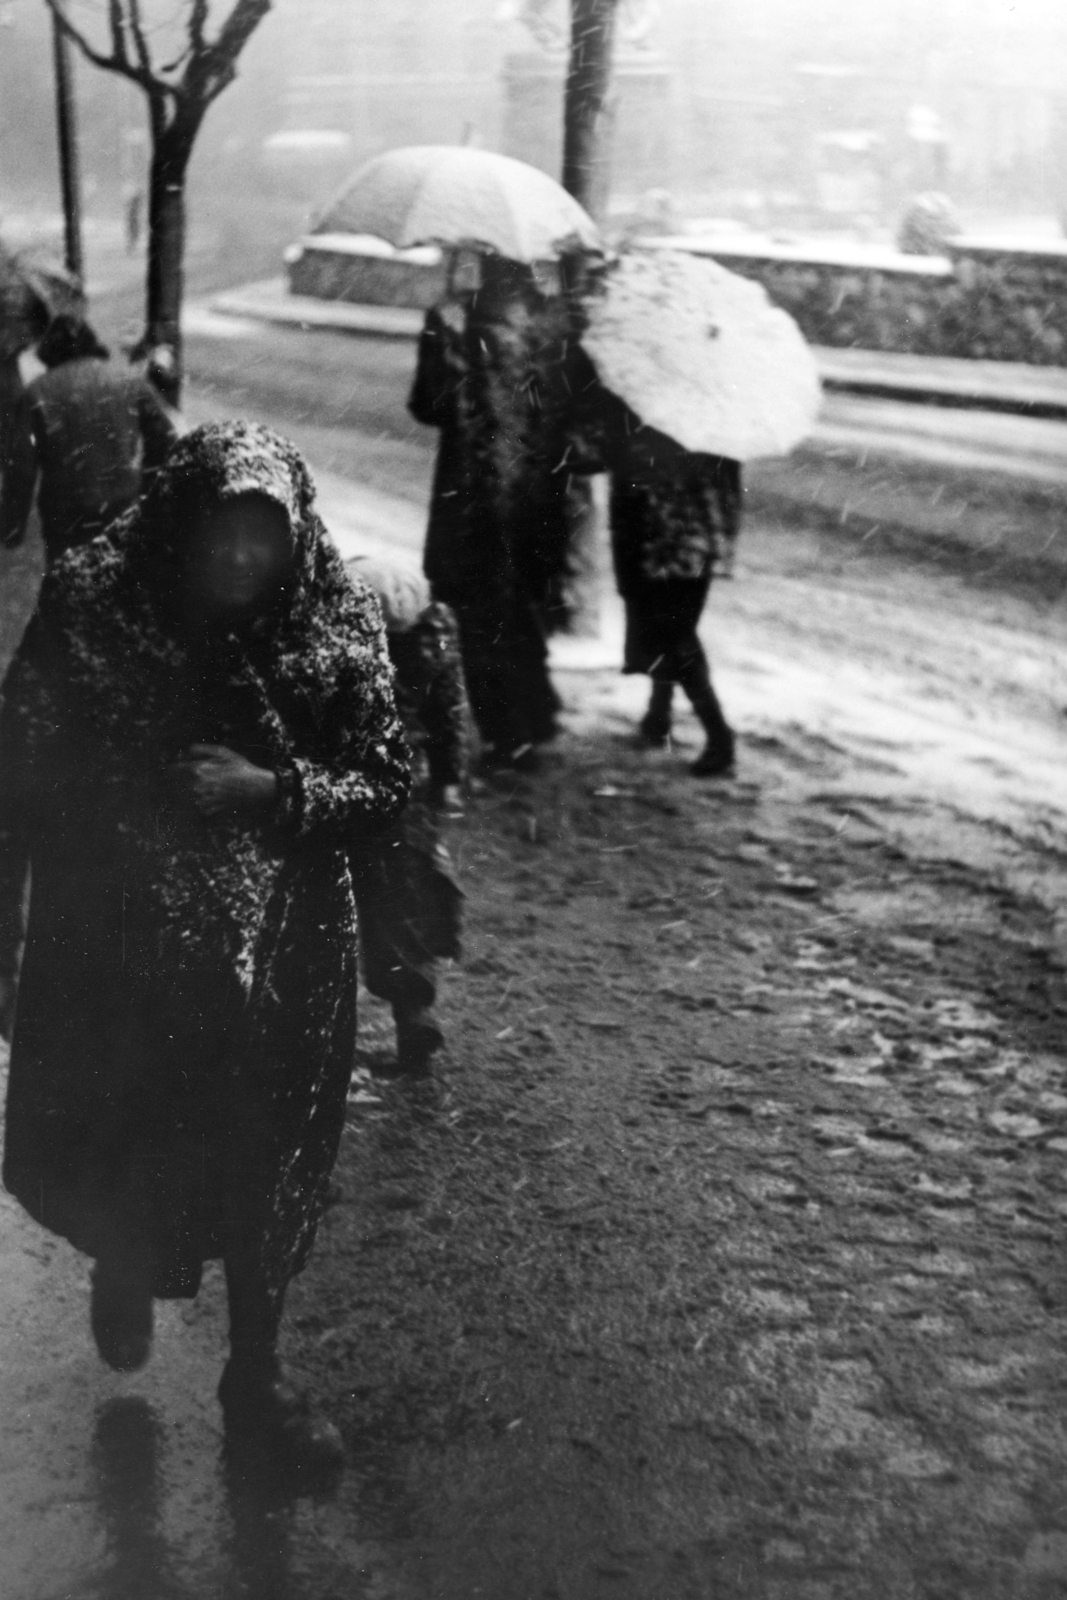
[314,145,601,264]
[0,245,84,361]
[580,248,821,461]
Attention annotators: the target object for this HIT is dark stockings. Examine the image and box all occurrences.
[643,657,732,743]
[222,1247,286,1393]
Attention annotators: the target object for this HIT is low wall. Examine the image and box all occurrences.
[285,234,448,311]
[666,236,1067,367]
[286,227,1067,368]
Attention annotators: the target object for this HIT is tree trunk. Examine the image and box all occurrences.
[562,0,619,221]
[143,111,197,409]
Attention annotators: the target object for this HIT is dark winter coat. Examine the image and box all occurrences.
[0,354,177,557]
[0,422,409,1299]
[408,280,589,611]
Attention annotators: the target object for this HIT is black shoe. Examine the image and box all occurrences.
[90,1259,154,1373]
[690,731,736,778]
[395,1008,444,1078]
[219,1359,345,1480]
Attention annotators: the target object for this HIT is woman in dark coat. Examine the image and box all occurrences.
[586,389,741,776]
[0,422,409,1469]
[408,257,578,768]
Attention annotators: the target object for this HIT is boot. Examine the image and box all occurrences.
[690,727,736,777]
[679,659,736,777]
[90,1256,154,1373]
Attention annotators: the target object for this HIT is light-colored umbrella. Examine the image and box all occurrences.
[314,145,601,264]
[581,248,820,461]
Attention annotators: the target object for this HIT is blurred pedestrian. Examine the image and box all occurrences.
[0,284,48,492]
[345,555,468,1079]
[0,422,408,1471]
[408,254,580,770]
[583,388,741,776]
[0,313,177,564]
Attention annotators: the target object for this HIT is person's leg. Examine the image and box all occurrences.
[353,843,444,1077]
[639,679,674,747]
[90,1245,154,1373]
[220,1244,345,1472]
[511,597,560,746]
[450,600,533,760]
[676,640,736,776]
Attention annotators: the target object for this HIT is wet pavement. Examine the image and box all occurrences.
[0,1167,402,1599]
[4,323,1067,1597]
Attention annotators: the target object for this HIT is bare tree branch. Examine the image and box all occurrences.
[125,0,155,82]
[43,0,131,75]
[200,0,272,103]
[42,0,174,98]
[189,0,210,55]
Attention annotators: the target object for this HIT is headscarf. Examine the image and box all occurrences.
[6,420,407,987]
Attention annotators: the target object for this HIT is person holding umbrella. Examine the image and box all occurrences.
[408,252,585,766]
[577,247,821,775]
[590,391,743,775]
[313,145,601,768]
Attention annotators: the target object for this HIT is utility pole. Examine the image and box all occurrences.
[558,0,619,642]
[51,12,84,281]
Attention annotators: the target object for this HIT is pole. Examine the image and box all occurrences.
[562,0,618,221]
[52,13,84,281]
[557,0,619,642]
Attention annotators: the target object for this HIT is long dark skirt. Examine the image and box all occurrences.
[621,576,712,680]
[445,592,559,751]
[4,855,356,1302]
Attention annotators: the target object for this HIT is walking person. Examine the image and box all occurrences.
[0,313,177,564]
[346,556,468,1079]
[0,422,409,1472]
[408,255,578,770]
[584,388,741,775]
[0,252,50,483]
[572,247,820,774]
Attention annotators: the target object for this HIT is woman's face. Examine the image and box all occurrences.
[182,494,295,621]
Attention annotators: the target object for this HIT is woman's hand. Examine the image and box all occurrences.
[173,744,278,819]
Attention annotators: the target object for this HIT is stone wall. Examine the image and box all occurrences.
[286,236,448,310]
[286,228,1067,369]
[680,238,1067,366]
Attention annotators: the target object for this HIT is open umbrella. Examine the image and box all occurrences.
[580,248,820,461]
[314,145,601,264]
[0,245,84,361]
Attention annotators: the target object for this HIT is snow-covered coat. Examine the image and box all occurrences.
[0,421,409,1298]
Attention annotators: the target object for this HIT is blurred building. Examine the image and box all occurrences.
[252,0,1067,228]
[3,0,1067,262]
